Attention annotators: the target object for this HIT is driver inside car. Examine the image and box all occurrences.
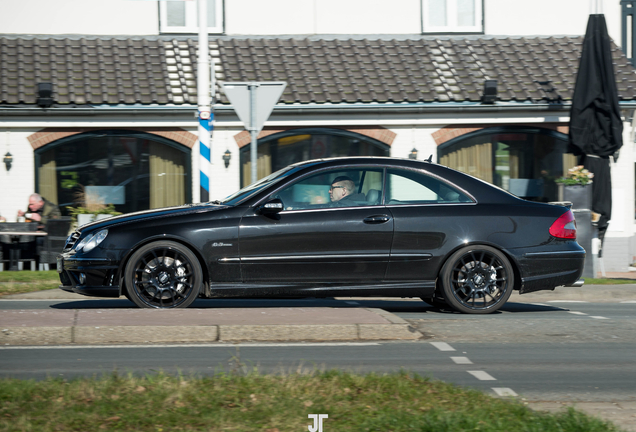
[329,176,367,205]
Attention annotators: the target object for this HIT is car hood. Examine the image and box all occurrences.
[76,203,228,232]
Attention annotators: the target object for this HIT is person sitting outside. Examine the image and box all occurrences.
[17,193,61,231]
[329,176,367,206]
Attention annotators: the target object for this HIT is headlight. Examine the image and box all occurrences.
[75,234,94,251]
[76,229,108,253]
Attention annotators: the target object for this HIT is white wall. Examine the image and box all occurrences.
[0,130,36,222]
[485,0,622,44]
[225,0,422,35]
[208,128,242,201]
[0,0,159,35]
[603,119,636,272]
[0,0,624,43]
[388,125,439,162]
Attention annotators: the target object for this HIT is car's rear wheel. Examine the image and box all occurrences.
[440,245,513,314]
[124,240,202,309]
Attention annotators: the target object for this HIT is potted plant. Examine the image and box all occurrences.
[67,188,121,227]
[556,166,594,210]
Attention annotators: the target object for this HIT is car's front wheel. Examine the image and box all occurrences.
[124,240,203,309]
[440,245,514,314]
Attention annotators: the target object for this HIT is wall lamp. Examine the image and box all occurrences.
[222,149,232,168]
[408,148,418,160]
[3,152,13,171]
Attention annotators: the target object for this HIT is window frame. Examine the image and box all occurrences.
[159,0,224,34]
[260,166,387,213]
[385,167,474,206]
[34,130,192,214]
[421,0,484,34]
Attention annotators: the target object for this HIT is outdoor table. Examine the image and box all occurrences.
[0,223,47,271]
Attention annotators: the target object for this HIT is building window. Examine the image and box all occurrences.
[422,0,483,33]
[35,131,191,215]
[160,0,223,34]
[240,128,390,187]
[438,126,575,203]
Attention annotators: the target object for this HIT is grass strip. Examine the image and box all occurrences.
[0,270,59,283]
[0,270,59,297]
[0,371,621,432]
[583,278,636,285]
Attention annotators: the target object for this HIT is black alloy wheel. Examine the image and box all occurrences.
[440,245,514,314]
[124,240,203,309]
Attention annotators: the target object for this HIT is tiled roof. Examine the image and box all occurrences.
[1,35,635,106]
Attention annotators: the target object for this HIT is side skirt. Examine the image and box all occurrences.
[203,281,436,299]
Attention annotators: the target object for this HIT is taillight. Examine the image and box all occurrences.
[549,210,577,239]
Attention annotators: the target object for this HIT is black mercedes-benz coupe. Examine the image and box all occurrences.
[57,157,584,314]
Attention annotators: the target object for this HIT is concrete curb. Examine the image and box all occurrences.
[1,322,422,345]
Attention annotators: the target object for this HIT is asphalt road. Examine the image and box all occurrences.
[1,297,635,405]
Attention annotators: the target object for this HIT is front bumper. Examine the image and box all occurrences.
[57,253,121,298]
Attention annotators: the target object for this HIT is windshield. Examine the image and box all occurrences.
[220,165,300,206]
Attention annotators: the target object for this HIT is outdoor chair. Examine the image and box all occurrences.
[38,217,72,271]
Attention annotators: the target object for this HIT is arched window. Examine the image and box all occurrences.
[438,126,575,202]
[35,130,191,215]
[240,128,390,187]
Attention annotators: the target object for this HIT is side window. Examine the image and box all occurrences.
[386,169,471,205]
[272,168,384,210]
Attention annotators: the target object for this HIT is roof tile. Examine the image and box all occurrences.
[1,35,635,106]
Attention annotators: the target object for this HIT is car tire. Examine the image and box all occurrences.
[440,245,514,314]
[124,240,203,309]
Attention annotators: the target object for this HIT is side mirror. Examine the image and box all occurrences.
[258,198,284,215]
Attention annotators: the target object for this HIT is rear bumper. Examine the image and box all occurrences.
[515,249,585,294]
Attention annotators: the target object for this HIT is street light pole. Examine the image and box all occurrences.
[197,0,211,202]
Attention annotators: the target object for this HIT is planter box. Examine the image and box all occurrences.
[557,184,592,211]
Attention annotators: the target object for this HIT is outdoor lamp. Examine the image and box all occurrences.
[3,152,12,171]
[408,148,418,160]
[222,149,232,168]
[481,79,498,104]
[36,82,54,107]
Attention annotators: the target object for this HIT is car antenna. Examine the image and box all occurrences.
[425,154,433,163]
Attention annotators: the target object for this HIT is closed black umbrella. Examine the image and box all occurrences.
[568,14,623,253]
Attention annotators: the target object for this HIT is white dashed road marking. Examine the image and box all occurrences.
[590,316,610,320]
[467,371,497,381]
[430,342,455,351]
[450,356,473,365]
[568,311,588,315]
[547,300,589,303]
[492,388,518,397]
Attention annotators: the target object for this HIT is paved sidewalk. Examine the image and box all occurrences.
[0,306,421,345]
[1,283,635,345]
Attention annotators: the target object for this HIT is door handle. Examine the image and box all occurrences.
[363,215,391,224]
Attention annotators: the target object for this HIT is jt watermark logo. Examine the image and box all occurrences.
[308,414,328,432]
